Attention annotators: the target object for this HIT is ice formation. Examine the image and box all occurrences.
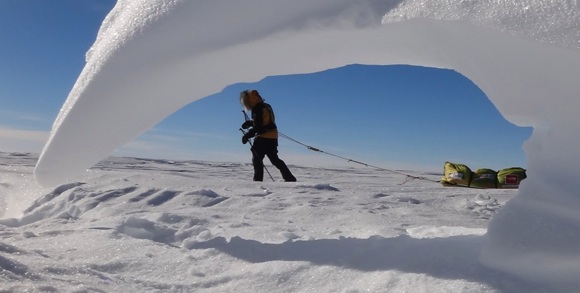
[34,0,580,286]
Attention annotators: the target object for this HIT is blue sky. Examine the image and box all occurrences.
[0,1,531,172]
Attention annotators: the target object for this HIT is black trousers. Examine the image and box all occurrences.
[251,137,296,182]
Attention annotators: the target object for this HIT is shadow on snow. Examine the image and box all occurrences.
[191,234,544,292]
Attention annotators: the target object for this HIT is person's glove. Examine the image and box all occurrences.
[241,120,253,129]
[242,132,253,144]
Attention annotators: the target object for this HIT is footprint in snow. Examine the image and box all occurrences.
[299,184,339,191]
[396,197,422,204]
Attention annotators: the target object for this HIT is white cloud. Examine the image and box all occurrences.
[112,128,239,161]
[0,127,49,153]
[0,110,49,123]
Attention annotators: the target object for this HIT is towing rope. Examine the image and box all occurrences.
[278,131,439,185]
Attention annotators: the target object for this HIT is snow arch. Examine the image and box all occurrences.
[34,0,580,286]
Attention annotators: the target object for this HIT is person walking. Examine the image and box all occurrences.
[240,90,297,182]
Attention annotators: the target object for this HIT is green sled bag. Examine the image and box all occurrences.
[497,167,526,188]
[471,168,498,188]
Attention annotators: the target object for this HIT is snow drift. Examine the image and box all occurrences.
[34,0,580,287]
[2,153,532,291]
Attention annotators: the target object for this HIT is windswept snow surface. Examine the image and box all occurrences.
[32,0,580,288]
[1,152,548,292]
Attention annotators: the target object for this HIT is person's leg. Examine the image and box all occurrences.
[264,139,297,182]
[251,138,267,181]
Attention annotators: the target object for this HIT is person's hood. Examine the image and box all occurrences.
[240,90,263,111]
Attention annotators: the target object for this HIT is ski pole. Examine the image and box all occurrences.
[242,110,251,122]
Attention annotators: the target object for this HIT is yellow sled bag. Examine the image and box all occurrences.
[441,162,473,187]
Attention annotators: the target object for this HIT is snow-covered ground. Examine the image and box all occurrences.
[1,151,551,292]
